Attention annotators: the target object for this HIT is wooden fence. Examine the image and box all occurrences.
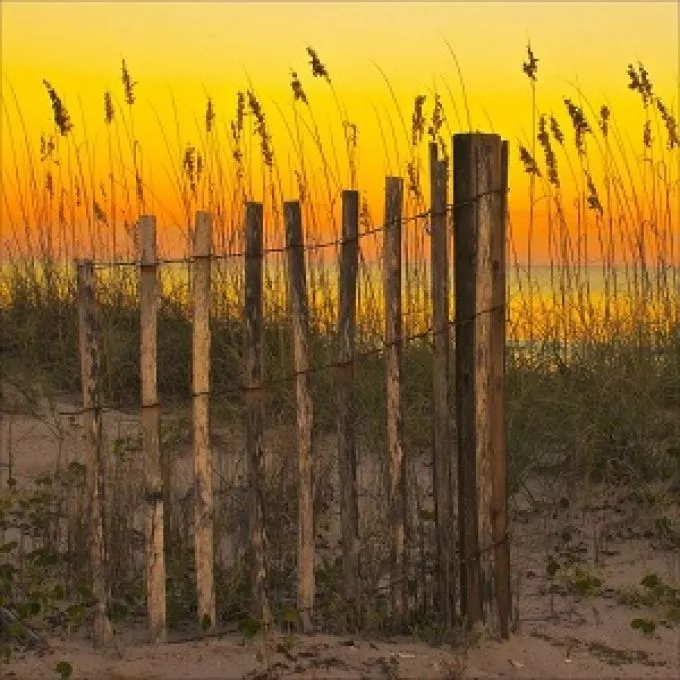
[76,133,510,645]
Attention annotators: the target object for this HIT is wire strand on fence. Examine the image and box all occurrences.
[56,303,502,419]
[89,187,508,269]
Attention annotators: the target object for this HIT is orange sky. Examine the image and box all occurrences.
[1,1,678,262]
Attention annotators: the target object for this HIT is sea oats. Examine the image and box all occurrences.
[306,46,330,82]
[537,115,559,188]
[184,145,197,192]
[291,71,308,105]
[104,91,114,125]
[93,200,107,224]
[585,171,603,216]
[247,90,273,167]
[599,106,610,138]
[519,145,541,177]
[627,62,654,108]
[550,116,565,146]
[428,93,445,142]
[205,98,215,134]
[655,97,679,149]
[43,80,73,136]
[522,43,539,82]
[564,99,591,155]
[411,95,427,147]
[121,59,136,106]
[643,120,652,150]
[45,171,54,199]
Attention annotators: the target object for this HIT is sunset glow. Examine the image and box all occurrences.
[1,1,678,262]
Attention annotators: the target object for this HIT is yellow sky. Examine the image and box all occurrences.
[1,1,678,259]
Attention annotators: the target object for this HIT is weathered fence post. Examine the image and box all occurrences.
[453,133,507,633]
[491,142,511,638]
[429,143,454,628]
[139,215,166,642]
[192,211,216,632]
[77,259,113,648]
[244,202,271,629]
[337,189,360,630]
[384,177,406,629]
[284,200,315,634]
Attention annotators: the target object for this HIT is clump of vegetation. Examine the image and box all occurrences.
[620,572,680,631]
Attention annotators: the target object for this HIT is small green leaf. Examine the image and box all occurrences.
[631,617,656,635]
[238,616,260,638]
[55,660,73,679]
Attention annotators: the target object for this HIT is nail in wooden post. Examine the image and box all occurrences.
[384,177,406,629]
[337,189,360,630]
[429,143,454,628]
[284,200,315,634]
[77,259,113,648]
[139,215,166,642]
[192,210,215,632]
[491,141,511,638]
[244,202,271,630]
[453,133,503,631]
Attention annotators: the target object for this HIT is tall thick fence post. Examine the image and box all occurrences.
[77,259,113,648]
[491,142,511,638]
[453,133,507,633]
[139,215,166,642]
[429,143,454,628]
[192,210,216,632]
[337,189,360,630]
[384,177,406,629]
[244,202,271,629]
[284,200,315,634]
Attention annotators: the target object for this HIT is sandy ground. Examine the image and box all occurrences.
[1,391,679,679]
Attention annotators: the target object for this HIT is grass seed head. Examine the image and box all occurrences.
[205,97,215,134]
[121,59,136,106]
[306,46,330,83]
[411,95,427,147]
[45,171,54,199]
[519,145,541,177]
[550,116,565,146]
[247,90,274,167]
[183,145,197,192]
[40,135,56,162]
[522,42,539,82]
[93,200,107,224]
[104,91,114,125]
[537,115,559,188]
[42,81,73,136]
[428,94,445,142]
[585,171,603,216]
[643,120,652,150]
[564,98,591,155]
[627,62,654,108]
[599,105,610,138]
[655,98,679,149]
[290,71,308,105]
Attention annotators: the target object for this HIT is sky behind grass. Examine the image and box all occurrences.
[1,1,678,260]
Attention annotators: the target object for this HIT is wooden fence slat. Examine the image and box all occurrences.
[284,200,315,634]
[491,142,511,638]
[383,176,406,629]
[244,202,271,630]
[77,259,113,648]
[139,215,166,642]
[337,189,360,630]
[192,210,216,632]
[453,133,504,631]
[429,144,454,628]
